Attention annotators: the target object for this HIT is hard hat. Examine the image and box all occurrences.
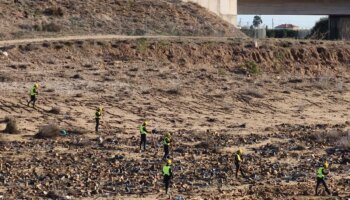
[34,83,39,88]
[167,159,172,165]
[165,132,171,137]
[143,121,149,126]
[324,161,329,169]
[238,148,243,154]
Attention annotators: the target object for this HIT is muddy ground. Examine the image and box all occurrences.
[0,38,349,199]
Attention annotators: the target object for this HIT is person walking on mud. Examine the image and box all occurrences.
[315,161,331,196]
[235,148,246,178]
[163,132,171,160]
[27,83,39,108]
[139,121,149,151]
[163,159,173,195]
[95,107,103,133]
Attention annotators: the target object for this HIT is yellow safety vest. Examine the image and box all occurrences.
[30,87,38,96]
[164,137,171,146]
[235,154,242,162]
[317,167,325,179]
[140,125,147,135]
[163,165,171,176]
[95,111,102,119]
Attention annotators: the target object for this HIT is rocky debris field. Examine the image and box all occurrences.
[0,0,245,40]
[0,38,349,199]
[0,123,349,199]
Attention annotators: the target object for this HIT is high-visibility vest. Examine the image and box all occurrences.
[95,111,102,119]
[317,167,325,179]
[235,154,242,163]
[140,125,147,135]
[30,87,38,96]
[163,165,171,176]
[164,137,171,146]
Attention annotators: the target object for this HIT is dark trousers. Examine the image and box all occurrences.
[164,175,171,194]
[163,145,169,160]
[28,95,36,107]
[315,177,331,195]
[140,134,146,150]
[95,118,100,133]
[235,162,246,178]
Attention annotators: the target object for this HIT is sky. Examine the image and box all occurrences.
[238,15,327,29]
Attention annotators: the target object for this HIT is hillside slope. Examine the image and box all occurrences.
[0,0,245,40]
[0,37,349,199]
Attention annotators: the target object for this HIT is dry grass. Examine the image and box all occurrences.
[43,7,64,17]
[163,80,182,95]
[0,0,244,41]
[48,107,61,114]
[165,87,181,95]
[35,124,61,139]
[338,134,350,149]
[3,116,19,134]
[41,22,62,32]
[64,126,89,135]
[240,88,265,99]
[318,130,347,143]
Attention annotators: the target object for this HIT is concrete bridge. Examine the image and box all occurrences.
[184,0,350,39]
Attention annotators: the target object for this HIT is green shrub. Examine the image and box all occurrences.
[42,22,61,32]
[267,29,298,38]
[244,61,260,75]
[136,38,148,52]
[307,17,329,40]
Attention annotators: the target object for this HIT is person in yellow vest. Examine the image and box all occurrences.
[235,148,246,178]
[27,83,39,108]
[163,159,173,195]
[163,132,171,160]
[139,121,149,150]
[95,107,103,133]
[315,161,331,196]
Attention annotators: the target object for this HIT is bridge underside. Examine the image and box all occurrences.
[238,0,350,40]
[238,0,350,15]
[184,0,350,40]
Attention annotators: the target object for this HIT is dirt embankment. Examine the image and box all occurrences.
[1,38,350,76]
[0,0,245,40]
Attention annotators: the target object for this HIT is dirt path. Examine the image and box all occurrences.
[0,34,234,47]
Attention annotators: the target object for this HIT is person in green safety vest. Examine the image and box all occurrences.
[235,148,246,178]
[27,83,39,108]
[139,121,149,150]
[163,133,171,160]
[95,107,103,133]
[162,159,173,195]
[315,161,331,196]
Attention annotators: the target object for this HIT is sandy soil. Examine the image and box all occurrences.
[0,37,349,199]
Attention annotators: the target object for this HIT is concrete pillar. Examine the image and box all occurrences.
[329,15,350,40]
[183,0,238,26]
